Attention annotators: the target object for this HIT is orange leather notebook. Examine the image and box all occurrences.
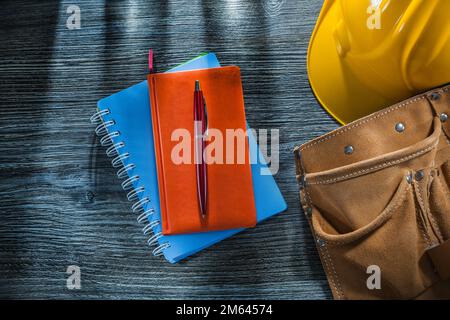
[148,66,257,235]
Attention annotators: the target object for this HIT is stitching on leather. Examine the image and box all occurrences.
[429,176,445,241]
[319,243,343,299]
[304,184,313,208]
[428,211,443,243]
[296,149,345,297]
[319,247,340,299]
[297,148,345,298]
[322,243,344,299]
[414,179,439,246]
[308,143,437,185]
[415,204,432,248]
[297,151,314,209]
[302,162,344,299]
[300,97,426,151]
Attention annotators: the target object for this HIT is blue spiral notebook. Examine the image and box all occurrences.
[93,53,287,263]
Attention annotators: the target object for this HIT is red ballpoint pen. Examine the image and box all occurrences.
[194,80,208,219]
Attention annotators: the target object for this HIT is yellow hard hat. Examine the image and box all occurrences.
[307,0,450,124]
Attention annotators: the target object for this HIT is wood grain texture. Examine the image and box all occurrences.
[0,0,338,299]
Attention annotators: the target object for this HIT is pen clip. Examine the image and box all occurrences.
[203,96,208,135]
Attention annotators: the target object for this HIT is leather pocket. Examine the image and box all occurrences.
[310,178,438,299]
[304,117,442,235]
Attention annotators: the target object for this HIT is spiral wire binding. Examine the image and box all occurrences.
[131,197,150,213]
[112,152,130,168]
[117,163,135,179]
[127,186,145,201]
[91,109,170,257]
[137,208,155,223]
[107,142,125,157]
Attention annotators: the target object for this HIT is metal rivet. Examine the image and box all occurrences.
[344,145,354,155]
[305,207,313,217]
[440,113,448,123]
[395,122,405,133]
[415,170,425,181]
[317,238,326,247]
[406,174,413,184]
[430,93,441,101]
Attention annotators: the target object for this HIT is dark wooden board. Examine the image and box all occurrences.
[0,0,338,299]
